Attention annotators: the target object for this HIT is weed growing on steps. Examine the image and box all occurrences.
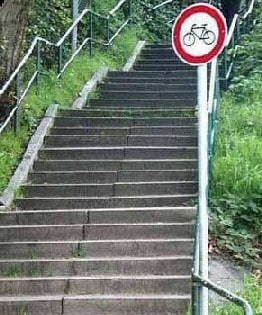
[211,276,262,315]
[0,28,138,194]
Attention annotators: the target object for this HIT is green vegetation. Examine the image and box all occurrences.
[0,28,138,194]
[27,0,120,43]
[211,276,262,315]
[210,8,262,263]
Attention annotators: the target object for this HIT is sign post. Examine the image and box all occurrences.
[172,3,227,315]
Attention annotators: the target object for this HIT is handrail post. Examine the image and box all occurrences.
[89,11,93,56]
[57,46,63,75]
[36,39,41,87]
[15,73,22,133]
[107,17,111,45]
[129,0,133,18]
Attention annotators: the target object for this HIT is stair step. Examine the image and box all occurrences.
[29,170,118,184]
[134,65,196,71]
[38,147,197,160]
[54,117,197,128]
[136,59,184,65]
[100,83,197,92]
[64,295,191,315]
[0,257,192,277]
[23,181,198,198]
[51,126,197,136]
[0,275,191,296]
[0,239,193,259]
[0,207,196,225]
[98,91,197,100]
[58,109,196,118]
[105,77,197,84]
[142,48,174,54]
[17,194,196,210]
[89,99,196,108]
[107,70,197,78]
[145,44,172,49]
[33,159,198,172]
[0,223,194,242]
[0,295,191,315]
[29,169,198,184]
[0,295,62,315]
[44,135,197,147]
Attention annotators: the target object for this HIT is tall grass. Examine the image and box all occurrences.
[210,72,262,262]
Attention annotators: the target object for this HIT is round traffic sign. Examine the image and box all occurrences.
[172,3,227,65]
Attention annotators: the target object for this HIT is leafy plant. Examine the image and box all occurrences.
[210,7,262,263]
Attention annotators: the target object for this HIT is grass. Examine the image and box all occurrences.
[210,72,262,263]
[211,276,262,315]
[0,27,139,194]
[212,75,262,200]
[210,5,262,263]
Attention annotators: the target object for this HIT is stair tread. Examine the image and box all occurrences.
[0,275,191,280]
[0,294,191,301]
[0,256,192,262]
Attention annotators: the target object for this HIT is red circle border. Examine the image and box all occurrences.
[172,4,227,65]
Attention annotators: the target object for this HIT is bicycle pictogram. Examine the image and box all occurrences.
[183,24,216,47]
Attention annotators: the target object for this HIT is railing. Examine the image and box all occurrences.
[0,0,133,134]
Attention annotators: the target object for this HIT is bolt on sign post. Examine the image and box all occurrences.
[172,3,227,315]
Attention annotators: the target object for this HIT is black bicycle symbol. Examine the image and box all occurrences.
[183,24,216,47]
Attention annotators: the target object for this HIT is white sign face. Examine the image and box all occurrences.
[172,4,227,65]
[180,12,219,57]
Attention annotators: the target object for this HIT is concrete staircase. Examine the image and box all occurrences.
[0,44,198,315]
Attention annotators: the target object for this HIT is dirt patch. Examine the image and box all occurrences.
[209,254,248,305]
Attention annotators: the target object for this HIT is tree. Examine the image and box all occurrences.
[0,0,33,85]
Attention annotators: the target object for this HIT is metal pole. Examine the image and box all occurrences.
[15,72,22,133]
[36,40,41,87]
[58,46,63,75]
[107,17,110,44]
[89,11,93,56]
[198,64,209,315]
[72,0,79,52]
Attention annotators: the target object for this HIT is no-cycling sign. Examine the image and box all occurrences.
[172,3,227,65]
[172,5,227,312]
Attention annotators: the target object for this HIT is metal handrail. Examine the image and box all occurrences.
[243,0,256,19]
[222,0,256,82]
[152,0,173,11]
[193,274,253,315]
[225,14,239,47]
[0,0,133,135]
[0,37,53,97]
[109,0,127,16]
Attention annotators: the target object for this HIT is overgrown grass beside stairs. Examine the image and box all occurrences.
[210,69,262,263]
[0,28,138,194]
